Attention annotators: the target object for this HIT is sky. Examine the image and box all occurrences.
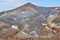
[0,0,60,12]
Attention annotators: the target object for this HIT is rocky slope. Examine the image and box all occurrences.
[0,3,60,40]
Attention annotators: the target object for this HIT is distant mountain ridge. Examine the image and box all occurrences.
[0,3,60,16]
